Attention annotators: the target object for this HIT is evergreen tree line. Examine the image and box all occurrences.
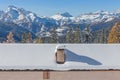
[2,22,120,44]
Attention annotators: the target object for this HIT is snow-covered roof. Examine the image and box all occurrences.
[0,44,120,70]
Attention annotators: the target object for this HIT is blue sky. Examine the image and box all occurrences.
[0,0,120,16]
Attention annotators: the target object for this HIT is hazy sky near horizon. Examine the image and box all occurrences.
[0,0,120,16]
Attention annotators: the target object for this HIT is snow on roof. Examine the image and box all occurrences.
[0,44,120,70]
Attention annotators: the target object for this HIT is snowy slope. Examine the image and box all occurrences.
[0,44,120,70]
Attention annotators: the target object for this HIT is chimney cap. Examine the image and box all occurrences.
[56,45,66,50]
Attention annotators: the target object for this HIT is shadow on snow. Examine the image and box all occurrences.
[65,49,102,65]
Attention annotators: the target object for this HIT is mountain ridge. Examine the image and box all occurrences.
[0,5,120,42]
[0,6,120,28]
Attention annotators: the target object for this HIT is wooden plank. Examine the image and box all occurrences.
[43,71,50,79]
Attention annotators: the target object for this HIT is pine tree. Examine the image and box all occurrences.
[66,27,74,43]
[26,32,33,43]
[6,32,15,43]
[50,27,57,43]
[108,22,120,43]
[101,29,106,43]
[36,37,43,43]
[97,37,100,43]
[21,32,27,43]
[73,26,81,43]
[84,26,91,43]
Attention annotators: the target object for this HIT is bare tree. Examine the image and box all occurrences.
[6,32,15,43]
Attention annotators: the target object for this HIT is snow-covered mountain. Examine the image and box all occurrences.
[75,10,119,24]
[0,5,57,33]
[51,12,74,20]
[1,5,120,37]
[51,10,120,25]
[51,12,74,26]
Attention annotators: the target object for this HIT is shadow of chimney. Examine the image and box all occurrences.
[65,49,102,65]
